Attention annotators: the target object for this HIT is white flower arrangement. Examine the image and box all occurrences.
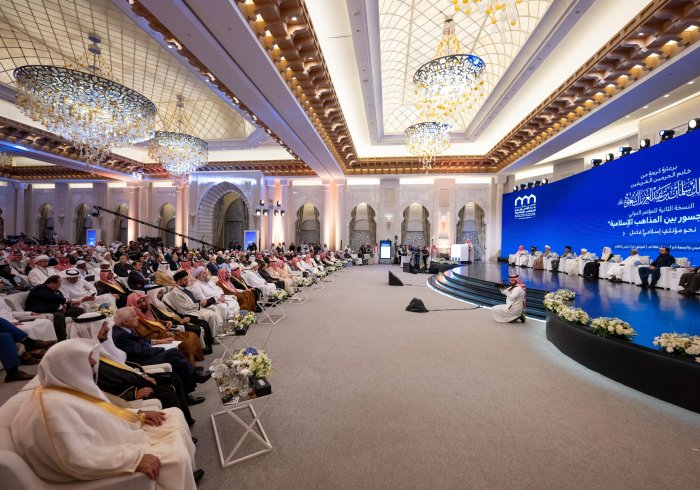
[314,270,327,278]
[297,277,315,287]
[544,289,576,313]
[653,332,700,362]
[232,346,272,378]
[225,311,256,334]
[590,317,637,340]
[267,289,288,301]
[557,306,590,326]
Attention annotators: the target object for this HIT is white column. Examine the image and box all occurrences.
[127,184,138,242]
[14,183,26,235]
[489,176,507,261]
[321,180,333,247]
[335,180,346,250]
[175,183,189,247]
[279,179,290,246]
[266,181,275,248]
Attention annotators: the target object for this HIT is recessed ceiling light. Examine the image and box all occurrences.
[625,115,631,118]
[290,16,298,21]
[638,32,645,36]
[663,94,670,97]
[689,81,695,85]
[643,105,649,109]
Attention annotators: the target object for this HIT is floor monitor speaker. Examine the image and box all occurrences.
[388,271,404,286]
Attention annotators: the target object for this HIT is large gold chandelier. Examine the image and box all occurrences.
[404,122,451,172]
[13,34,157,163]
[413,17,485,126]
[452,0,525,31]
[149,95,208,185]
[0,151,12,169]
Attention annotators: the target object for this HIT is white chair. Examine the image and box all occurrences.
[626,256,651,284]
[526,255,536,268]
[669,268,686,291]
[599,262,615,279]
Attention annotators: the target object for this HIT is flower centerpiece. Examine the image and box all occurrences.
[232,346,272,379]
[544,289,576,314]
[654,332,700,362]
[314,270,327,278]
[557,306,590,326]
[298,277,316,287]
[92,302,115,317]
[267,289,288,302]
[225,311,256,334]
[590,317,637,340]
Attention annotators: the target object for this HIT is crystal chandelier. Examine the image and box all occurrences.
[451,0,524,31]
[404,122,451,172]
[13,34,157,163]
[149,95,208,185]
[413,18,486,126]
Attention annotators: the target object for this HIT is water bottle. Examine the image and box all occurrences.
[239,368,250,398]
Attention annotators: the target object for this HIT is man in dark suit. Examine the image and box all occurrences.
[83,316,200,423]
[127,260,149,291]
[111,306,210,396]
[25,275,83,340]
[638,246,676,289]
[113,254,133,278]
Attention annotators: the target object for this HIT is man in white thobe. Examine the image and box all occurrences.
[60,268,116,311]
[164,270,224,336]
[27,254,57,287]
[189,267,240,318]
[607,249,640,282]
[241,263,276,296]
[492,275,526,323]
[0,296,57,341]
[10,338,201,489]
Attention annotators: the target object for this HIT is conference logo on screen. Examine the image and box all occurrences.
[514,194,537,220]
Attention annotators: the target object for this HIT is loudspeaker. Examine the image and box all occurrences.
[388,271,404,286]
[405,298,428,312]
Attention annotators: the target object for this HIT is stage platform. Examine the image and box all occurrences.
[431,262,700,349]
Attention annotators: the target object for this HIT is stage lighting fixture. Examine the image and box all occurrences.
[513,186,518,192]
[605,153,615,162]
[280,210,285,216]
[619,146,632,156]
[688,118,700,132]
[527,182,534,189]
[259,199,265,206]
[262,209,269,216]
[274,210,279,216]
[534,180,542,187]
[542,178,549,185]
[639,138,650,149]
[518,183,527,190]
[659,129,675,141]
[591,158,603,166]
[255,209,261,216]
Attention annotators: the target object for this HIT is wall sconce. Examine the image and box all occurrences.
[257,199,284,217]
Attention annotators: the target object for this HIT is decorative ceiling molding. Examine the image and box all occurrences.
[487,0,700,171]
[126,0,300,158]
[0,165,106,181]
[234,0,358,169]
[0,115,313,177]
[346,156,496,175]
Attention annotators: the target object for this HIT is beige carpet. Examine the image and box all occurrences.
[3,265,700,489]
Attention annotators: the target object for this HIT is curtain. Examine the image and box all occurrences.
[422,206,430,246]
[368,206,376,245]
[75,205,88,243]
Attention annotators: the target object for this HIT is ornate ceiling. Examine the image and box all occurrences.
[379,0,552,135]
[0,0,253,141]
[0,0,699,180]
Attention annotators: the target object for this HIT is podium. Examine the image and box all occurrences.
[450,244,470,262]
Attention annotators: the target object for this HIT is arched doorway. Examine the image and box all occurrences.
[74,203,92,244]
[213,193,249,248]
[295,203,320,245]
[158,203,176,247]
[114,204,129,244]
[37,203,54,240]
[401,202,430,247]
[457,202,486,261]
[349,202,376,251]
[197,182,251,248]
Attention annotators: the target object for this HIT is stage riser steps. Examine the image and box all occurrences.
[430,272,547,319]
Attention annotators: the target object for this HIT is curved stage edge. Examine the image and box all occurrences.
[546,313,700,414]
[429,265,547,319]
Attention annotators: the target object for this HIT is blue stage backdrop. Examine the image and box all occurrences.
[502,129,700,260]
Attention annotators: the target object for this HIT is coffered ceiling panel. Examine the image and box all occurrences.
[380,0,552,135]
[0,0,254,141]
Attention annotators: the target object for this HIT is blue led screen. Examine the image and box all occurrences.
[502,129,700,260]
